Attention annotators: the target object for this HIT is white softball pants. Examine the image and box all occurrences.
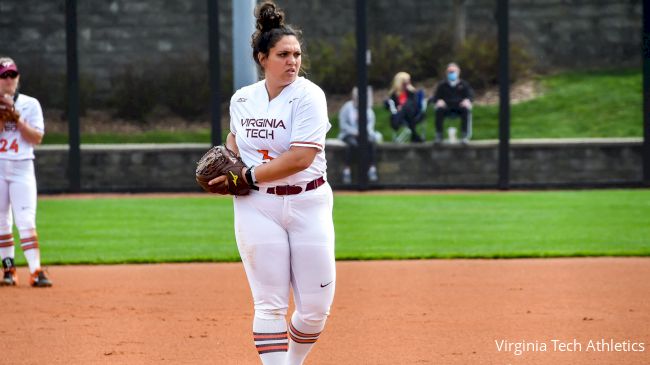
[233,182,336,326]
[0,159,37,233]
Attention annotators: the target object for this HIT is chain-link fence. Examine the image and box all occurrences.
[0,0,645,191]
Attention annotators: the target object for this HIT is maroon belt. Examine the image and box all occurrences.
[263,176,326,196]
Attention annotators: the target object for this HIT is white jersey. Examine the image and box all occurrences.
[0,93,44,160]
[229,77,331,187]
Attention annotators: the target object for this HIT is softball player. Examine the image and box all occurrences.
[209,2,334,364]
[0,57,52,287]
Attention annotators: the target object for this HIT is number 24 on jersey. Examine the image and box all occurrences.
[0,139,19,153]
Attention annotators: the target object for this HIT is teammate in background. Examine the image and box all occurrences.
[431,62,474,144]
[0,58,52,287]
[208,2,334,364]
[338,86,379,184]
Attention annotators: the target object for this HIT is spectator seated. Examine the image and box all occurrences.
[384,72,427,143]
[431,62,475,145]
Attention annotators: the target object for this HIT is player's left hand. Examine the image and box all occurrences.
[207,175,229,195]
[195,145,251,195]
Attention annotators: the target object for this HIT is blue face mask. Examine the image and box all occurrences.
[447,72,458,82]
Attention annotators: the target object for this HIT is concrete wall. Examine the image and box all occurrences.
[36,144,208,192]
[34,138,643,193]
[0,0,641,94]
[328,138,643,188]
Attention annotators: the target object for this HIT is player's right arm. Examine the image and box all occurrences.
[16,118,43,145]
[208,90,246,190]
[206,132,238,191]
[225,132,239,156]
[8,97,44,145]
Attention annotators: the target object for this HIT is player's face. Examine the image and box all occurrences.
[0,71,19,96]
[261,35,301,87]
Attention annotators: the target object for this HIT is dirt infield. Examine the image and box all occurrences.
[2,259,649,365]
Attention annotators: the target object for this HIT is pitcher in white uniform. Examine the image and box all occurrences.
[208,2,334,364]
[0,57,52,287]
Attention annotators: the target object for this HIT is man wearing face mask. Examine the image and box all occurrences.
[431,63,474,144]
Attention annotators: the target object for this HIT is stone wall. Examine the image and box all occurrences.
[0,0,641,95]
[35,144,208,192]
[33,139,644,193]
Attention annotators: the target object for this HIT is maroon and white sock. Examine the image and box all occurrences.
[0,233,14,260]
[20,234,40,274]
[253,317,288,365]
[287,314,324,365]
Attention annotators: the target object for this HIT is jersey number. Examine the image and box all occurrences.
[257,149,274,162]
[0,139,18,153]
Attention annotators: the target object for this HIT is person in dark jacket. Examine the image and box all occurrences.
[431,63,474,144]
[385,72,425,142]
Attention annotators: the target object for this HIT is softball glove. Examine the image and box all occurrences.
[0,105,19,126]
[195,145,251,195]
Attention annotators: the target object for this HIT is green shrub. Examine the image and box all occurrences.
[367,34,414,87]
[304,34,357,94]
[109,66,160,121]
[16,57,98,115]
[409,31,455,82]
[453,35,534,91]
[16,58,65,109]
[108,54,234,122]
[157,55,210,119]
[306,32,533,95]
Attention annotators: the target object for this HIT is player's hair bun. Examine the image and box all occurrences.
[251,1,300,68]
[256,2,284,32]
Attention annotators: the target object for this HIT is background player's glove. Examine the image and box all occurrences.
[195,145,251,195]
[0,98,20,126]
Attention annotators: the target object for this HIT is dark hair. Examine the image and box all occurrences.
[251,1,301,67]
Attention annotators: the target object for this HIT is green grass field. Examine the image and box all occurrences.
[41,69,642,144]
[18,189,650,266]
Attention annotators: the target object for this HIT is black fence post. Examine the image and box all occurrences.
[355,0,369,190]
[641,0,650,186]
[208,0,222,146]
[497,0,510,190]
[65,0,81,192]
